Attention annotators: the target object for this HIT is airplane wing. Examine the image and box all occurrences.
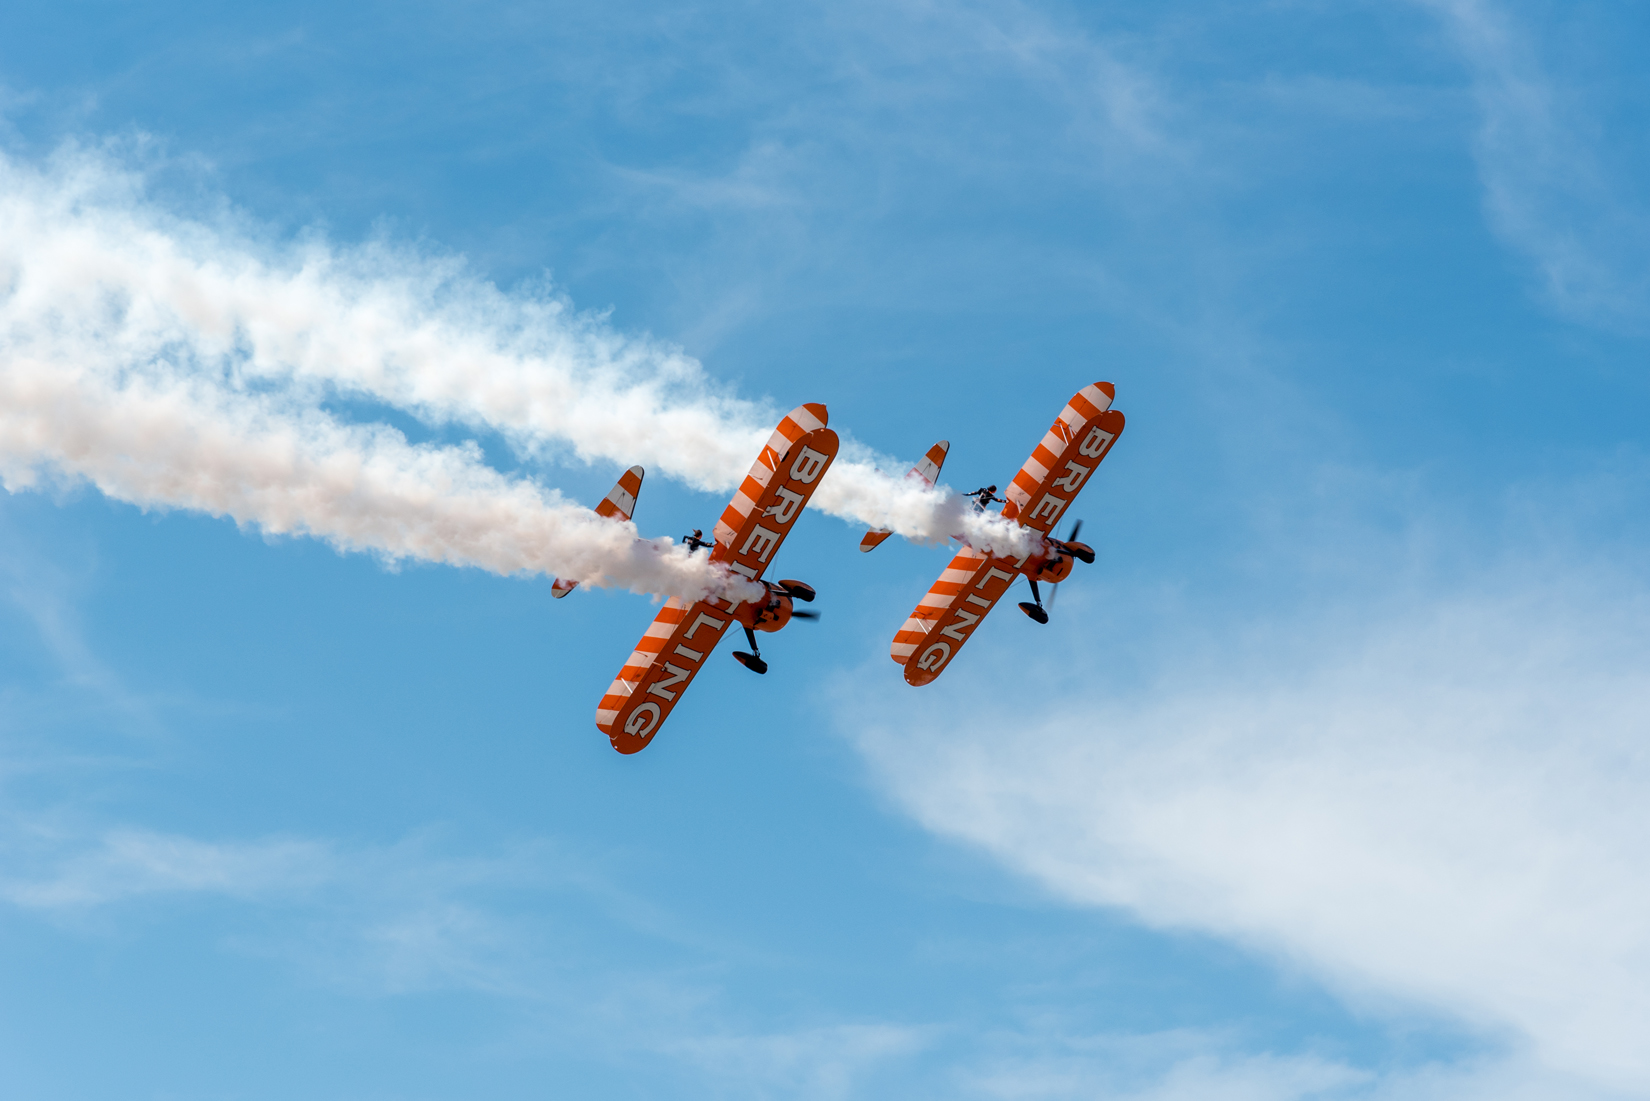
[891,382,1124,687]
[552,465,645,598]
[596,405,839,754]
[859,440,950,552]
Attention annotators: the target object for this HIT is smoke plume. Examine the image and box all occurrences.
[0,143,1039,598]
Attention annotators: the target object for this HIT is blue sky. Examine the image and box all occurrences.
[3,1,1650,1097]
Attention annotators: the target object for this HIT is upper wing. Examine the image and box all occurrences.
[552,465,645,598]
[889,382,1125,687]
[596,406,839,753]
[859,440,950,552]
[1000,382,1121,533]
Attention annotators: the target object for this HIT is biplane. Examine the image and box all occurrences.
[594,404,839,754]
[889,381,1124,687]
[551,466,646,598]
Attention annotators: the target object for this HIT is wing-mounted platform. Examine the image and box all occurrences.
[860,440,949,552]
[596,406,839,754]
[552,465,645,598]
[890,382,1125,687]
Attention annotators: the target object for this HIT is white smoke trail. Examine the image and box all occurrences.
[0,351,755,601]
[0,142,1042,590]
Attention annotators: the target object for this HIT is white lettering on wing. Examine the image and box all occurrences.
[739,525,782,563]
[1051,460,1090,492]
[790,446,830,484]
[1078,425,1115,459]
[647,662,692,701]
[916,642,952,671]
[624,702,662,737]
[765,486,806,526]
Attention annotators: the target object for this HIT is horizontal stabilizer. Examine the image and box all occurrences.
[553,465,645,598]
[859,440,949,552]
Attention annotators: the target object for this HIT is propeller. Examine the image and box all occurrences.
[1047,518,1085,615]
[1059,518,1094,564]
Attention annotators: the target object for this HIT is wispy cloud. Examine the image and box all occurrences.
[0,827,331,908]
[1422,0,1650,328]
[665,1023,928,1100]
[846,550,1650,1093]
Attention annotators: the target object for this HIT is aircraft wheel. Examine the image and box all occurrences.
[1066,541,1096,564]
[733,651,769,674]
[1018,602,1049,625]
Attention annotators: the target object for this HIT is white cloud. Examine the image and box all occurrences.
[666,1023,927,1100]
[1422,0,1650,328]
[0,827,331,908]
[847,561,1650,1094]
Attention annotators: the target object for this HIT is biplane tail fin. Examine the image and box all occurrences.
[552,465,645,598]
[859,440,950,551]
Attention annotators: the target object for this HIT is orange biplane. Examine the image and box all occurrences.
[594,404,839,754]
[889,381,1124,687]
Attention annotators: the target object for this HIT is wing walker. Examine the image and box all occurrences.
[594,404,839,754]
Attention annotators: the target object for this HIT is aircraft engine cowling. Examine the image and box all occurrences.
[736,584,795,633]
[1030,553,1074,584]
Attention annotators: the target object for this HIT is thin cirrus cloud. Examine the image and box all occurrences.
[844,553,1650,1095]
[1422,0,1650,329]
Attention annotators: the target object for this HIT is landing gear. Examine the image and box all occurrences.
[1018,578,1049,624]
[1020,520,1091,625]
[732,624,769,674]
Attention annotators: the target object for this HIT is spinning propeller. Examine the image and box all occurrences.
[1018,518,1090,624]
[1046,518,1082,615]
[732,580,821,674]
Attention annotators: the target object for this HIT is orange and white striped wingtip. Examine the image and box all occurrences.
[713,404,829,548]
[1001,383,1118,524]
[552,465,646,599]
[859,440,949,552]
